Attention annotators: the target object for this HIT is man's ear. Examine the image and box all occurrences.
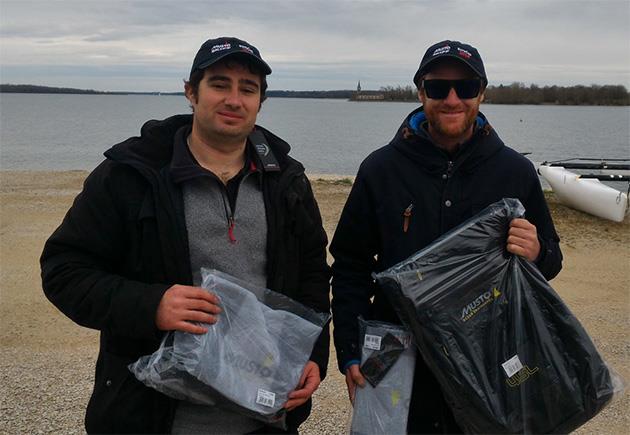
[184,81,196,104]
[417,88,425,105]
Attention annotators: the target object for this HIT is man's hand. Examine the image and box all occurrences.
[345,363,365,404]
[155,284,222,334]
[284,361,320,411]
[507,218,541,262]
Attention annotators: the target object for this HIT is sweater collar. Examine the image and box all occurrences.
[169,125,260,185]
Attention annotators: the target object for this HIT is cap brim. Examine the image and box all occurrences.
[196,51,272,75]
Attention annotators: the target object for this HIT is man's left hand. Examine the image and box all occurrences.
[284,361,320,411]
[507,218,540,262]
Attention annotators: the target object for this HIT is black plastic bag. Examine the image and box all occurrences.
[375,198,621,434]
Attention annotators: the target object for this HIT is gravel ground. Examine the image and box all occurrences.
[0,347,95,434]
[1,172,628,434]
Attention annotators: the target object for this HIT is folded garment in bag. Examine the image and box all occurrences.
[375,198,622,434]
[350,318,415,435]
[129,269,330,429]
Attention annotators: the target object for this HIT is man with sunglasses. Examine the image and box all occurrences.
[331,40,562,433]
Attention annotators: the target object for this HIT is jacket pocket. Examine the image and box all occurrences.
[87,350,170,433]
[86,350,136,432]
[374,196,421,261]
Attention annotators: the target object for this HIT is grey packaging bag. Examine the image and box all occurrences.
[129,269,329,429]
[350,318,415,435]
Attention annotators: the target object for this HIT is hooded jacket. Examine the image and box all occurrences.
[40,114,331,433]
[331,107,562,433]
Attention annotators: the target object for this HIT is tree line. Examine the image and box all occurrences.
[377,83,629,105]
[0,84,182,95]
[484,83,629,105]
[1,84,106,94]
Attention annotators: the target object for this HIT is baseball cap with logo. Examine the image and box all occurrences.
[413,40,487,87]
[189,37,272,79]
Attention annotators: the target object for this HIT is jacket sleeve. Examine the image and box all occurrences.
[40,162,170,340]
[330,168,379,373]
[293,174,332,379]
[523,164,563,280]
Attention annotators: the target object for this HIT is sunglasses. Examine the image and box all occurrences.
[422,79,482,100]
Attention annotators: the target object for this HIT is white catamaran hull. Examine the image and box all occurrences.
[538,165,628,222]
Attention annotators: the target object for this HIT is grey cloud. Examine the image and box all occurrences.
[0,0,628,90]
[0,1,208,40]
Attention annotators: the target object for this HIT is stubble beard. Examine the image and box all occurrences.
[214,125,251,143]
[430,107,478,141]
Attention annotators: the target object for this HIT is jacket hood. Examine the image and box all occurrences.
[104,114,294,173]
[390,106,505,175]
[105,114,191,170]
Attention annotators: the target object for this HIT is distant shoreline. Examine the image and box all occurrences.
[2,92,629,107]
[2,84,629,106]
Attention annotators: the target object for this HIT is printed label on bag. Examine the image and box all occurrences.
[256,388,276,408]
[364,334,382,350]
[502,355,524,378]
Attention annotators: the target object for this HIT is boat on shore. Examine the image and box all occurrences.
[538,160,629,222]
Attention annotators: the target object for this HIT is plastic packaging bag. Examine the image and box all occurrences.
[374,198,623,434]
[350,318,415,435]
[129,269,330,429]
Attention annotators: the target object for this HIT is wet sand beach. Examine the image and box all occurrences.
[1,170,628,434]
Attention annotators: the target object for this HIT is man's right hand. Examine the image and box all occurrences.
[155,284,222,334]
[345,363,366,404]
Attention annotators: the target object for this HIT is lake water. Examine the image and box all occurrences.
[1,94,628,182]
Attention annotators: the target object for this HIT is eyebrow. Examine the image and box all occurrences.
[207,75,260,90]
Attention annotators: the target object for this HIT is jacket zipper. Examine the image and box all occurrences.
[446,160,454,178]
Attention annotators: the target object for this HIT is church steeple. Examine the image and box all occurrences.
[357,80,362,92]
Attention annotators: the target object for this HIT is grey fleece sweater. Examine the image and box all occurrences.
[171,171,268,434]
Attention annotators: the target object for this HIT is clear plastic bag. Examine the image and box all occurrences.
[350,318,415,435]
[375,198,624,434]
[129,269,330,429]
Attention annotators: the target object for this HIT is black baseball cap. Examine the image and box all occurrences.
[413,40,487,87]
[189,37,272,78]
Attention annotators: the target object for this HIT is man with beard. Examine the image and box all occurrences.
[41,37,330,434]
[330,40,562,433]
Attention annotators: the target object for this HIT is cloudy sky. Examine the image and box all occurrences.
[1,0,629,92]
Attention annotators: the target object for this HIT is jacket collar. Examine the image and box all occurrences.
[391,106,505,174]
[104,114,297,175]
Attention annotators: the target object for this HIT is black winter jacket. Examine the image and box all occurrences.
[331,107,562,433]
[40,115,331,434]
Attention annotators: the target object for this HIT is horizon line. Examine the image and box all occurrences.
[2,82,629,95]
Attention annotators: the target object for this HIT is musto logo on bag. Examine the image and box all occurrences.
[460,287,502,322]
[225,350,275,378]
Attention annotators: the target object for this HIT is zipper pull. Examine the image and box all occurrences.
[403,203,414,233]
[228,217,237,244]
